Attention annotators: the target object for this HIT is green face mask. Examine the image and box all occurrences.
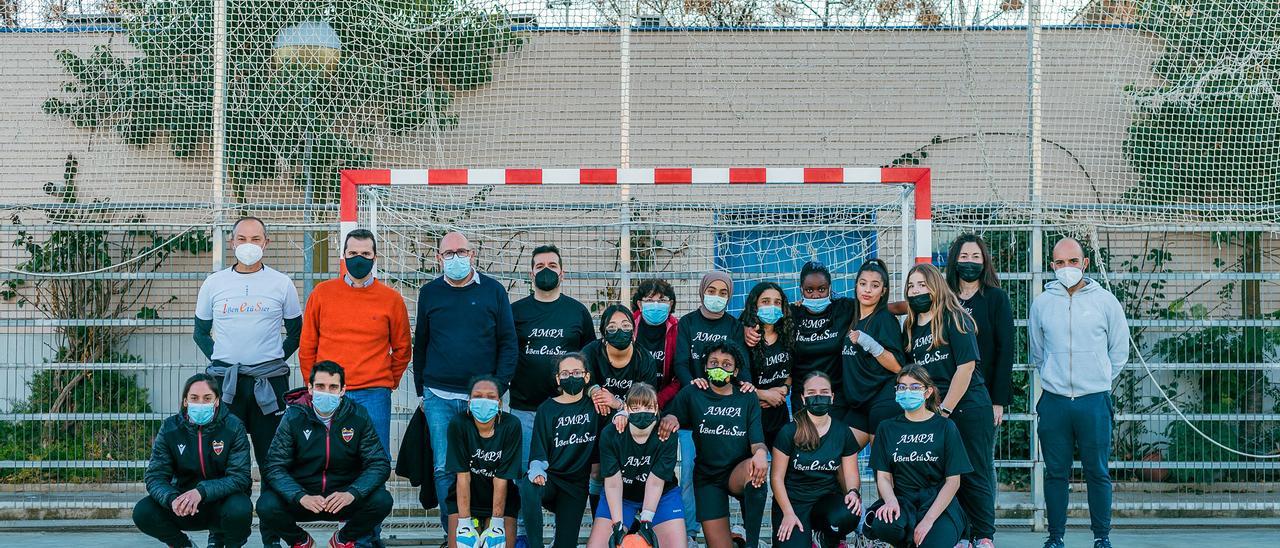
[706,366,733,387]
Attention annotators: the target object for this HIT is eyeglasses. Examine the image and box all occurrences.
[558,371,586,379]
[440,249,470,260]
[895,383,925,391]
[641,297,672,304]
[605,326,633,334]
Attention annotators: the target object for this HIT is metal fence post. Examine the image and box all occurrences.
[210,0,227,270]
[1027,0,1047,531]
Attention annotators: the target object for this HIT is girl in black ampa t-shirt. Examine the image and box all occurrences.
[866,366,971,548]
[740,281,795,449]
[840,258,907,447]
[903,263,996,547]
[589,383,687,548]
[445,377,523,547]
[770,372,862,548]
[657,343,769,548]
[527,354,603,548]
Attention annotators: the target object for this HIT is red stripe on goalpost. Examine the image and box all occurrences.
[728,167,767,184]
[654,168,693,184]
[580,169,618,184]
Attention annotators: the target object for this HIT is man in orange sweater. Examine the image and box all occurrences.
[299,228,411,458]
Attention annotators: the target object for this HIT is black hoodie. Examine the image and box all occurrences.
[264,388,391,504]
[144,405,252,506]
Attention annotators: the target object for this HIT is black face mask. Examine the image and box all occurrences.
[628,411,658,429]
[534,268,560,291]
[908,294,933,314]
[805,395,833,416]
[956,261,984,283]
[345,255,374,279]
[559,375,586,396]
[605,329,633,350]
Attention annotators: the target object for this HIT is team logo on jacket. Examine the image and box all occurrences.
[177,444,186,455]
[212,440,224,455]
[303,429,312,440]
[342,427,354,443]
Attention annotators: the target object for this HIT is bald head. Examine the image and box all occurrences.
[1050,237,1090,276]
[439,231,470,253]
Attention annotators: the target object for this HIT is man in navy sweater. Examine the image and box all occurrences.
[412,231,518,530]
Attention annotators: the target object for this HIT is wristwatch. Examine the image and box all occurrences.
[939,405,953,417]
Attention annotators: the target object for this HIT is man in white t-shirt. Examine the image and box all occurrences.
[195,216,302,468]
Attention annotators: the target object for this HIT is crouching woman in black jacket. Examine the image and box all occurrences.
[133,373,253,547]
[258,361,393,548]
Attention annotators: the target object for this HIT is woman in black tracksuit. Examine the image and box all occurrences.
[133,373,253,548]
[528,353,603,548]
[866,366,971,548]
[903,263,996,548]
[771,372,862,548]
[944,233,1014,547]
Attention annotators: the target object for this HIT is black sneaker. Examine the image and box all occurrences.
[1094,538,1113,548]
[1042,536,1065,548]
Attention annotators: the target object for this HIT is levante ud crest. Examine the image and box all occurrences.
[342,427,354,443]
[212,440,224,456]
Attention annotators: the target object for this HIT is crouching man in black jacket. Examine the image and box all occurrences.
[134,373,253,547]
[259,361,393,548]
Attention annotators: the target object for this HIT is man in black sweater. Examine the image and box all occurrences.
[258,362,393,548]
[411,231,519,530]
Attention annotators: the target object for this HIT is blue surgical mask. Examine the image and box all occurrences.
[703,294,728,314]
[756,305,783,325]
[443,255,472,281]
[895,389,927,411]
[470,397,500,423]
[187,402,215,426]
[641,302,671,325]
[312,390,342,415]
[802,296,831,314]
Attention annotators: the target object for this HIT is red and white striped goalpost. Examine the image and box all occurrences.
[338,166,932,277]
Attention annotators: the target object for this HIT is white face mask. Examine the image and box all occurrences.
[1054,266,1083,288]
[234,243,263,266]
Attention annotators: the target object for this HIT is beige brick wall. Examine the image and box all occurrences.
[2,27,1155,212]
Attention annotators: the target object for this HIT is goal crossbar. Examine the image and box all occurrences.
[338,166,932,277]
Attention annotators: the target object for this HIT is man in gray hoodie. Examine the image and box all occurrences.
[1029,237,1130,548]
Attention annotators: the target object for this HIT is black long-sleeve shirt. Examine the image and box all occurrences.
[959,286,1016,406]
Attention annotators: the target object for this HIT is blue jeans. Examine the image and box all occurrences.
[346,388,392,458]
[511,408,538,540]
[678,429,700,536]
[346,387,392,547]
[1038,391,1113,540]
[422,389,470,530]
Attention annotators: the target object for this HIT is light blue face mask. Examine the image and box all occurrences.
[443,255,472,281]
[187,402,216,426]
[703,294,728,314]
[312,390,342,415]
[802,296,831,314]
[756,305,784,325]
[641,302,671,325]
[895,389,927,411]
[469,397,500,423]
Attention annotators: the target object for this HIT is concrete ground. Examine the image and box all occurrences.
[1,527,1278,547]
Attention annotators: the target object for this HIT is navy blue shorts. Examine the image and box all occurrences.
[593,487,684,525]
